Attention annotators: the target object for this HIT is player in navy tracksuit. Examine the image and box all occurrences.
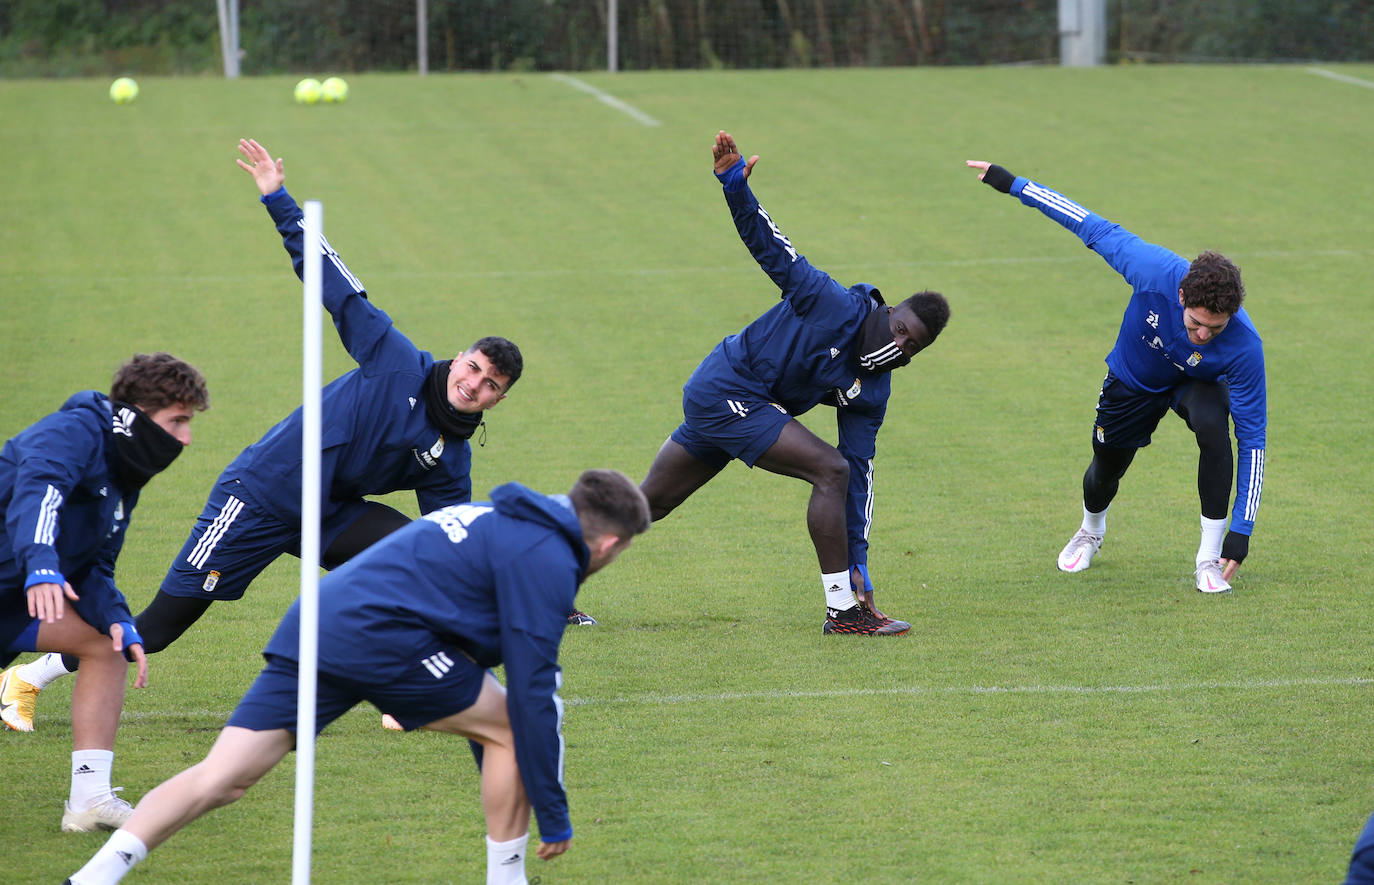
[65,470,651,885]
[13,139,523,725]
[1347,810,1374,884]
[968,160,1266,593]
[0,353,208,831]
[632,131,951,636]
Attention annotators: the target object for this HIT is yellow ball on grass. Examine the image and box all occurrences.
[294,78,323,105]
[109,77,139,104]
[321,77,349,103]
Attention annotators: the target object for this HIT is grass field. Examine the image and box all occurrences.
[2,63,1373,883]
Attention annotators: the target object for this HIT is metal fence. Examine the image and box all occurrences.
[1,0,1370,77]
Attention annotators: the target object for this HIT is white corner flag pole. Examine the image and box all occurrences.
[293,199,324,885]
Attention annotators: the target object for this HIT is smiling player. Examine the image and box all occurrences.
[4,140,522,727]
[967,160,1266,593]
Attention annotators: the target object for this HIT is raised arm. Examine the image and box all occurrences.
[238,138,406,369]
[966,160,1187,295]
[713,131,837,312]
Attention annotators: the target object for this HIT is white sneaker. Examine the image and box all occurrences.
[1195,559,1232,594]
[61,789,133,832]
[1057,529,1103,573]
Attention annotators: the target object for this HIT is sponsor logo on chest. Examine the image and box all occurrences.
[413,436,445,469]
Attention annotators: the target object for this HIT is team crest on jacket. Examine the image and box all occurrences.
[413,436,445,469]
[833,378,862,407]
[1187,352,1202,367]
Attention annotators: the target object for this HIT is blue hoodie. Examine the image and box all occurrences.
[1,392,137,653]
[266,482,588,842]
[680,171,896,568]
[222,188,473,525]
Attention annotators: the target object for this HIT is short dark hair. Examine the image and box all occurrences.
[900,290,951,341]
[468,336,523,389]
[569,469,651,541]
[1181,251,1244,315]
[110,353,209,412]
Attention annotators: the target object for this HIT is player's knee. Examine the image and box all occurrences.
[812,452,849,493]
[1191,416,1231,451]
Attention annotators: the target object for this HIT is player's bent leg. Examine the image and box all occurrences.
[33,616,135,831]
[421,673,530,841]
[124,726,296,852]
[321,500,412,570]
[1062,444,1137,573]
[133,591,213,655]
[753,420,849,573]
[639,438,724,522]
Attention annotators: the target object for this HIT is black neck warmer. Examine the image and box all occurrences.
[855,307,911,375]
[423,361,483,441]
[110,402,183,491]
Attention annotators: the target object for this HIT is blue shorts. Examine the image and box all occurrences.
[160,477,374,601]
[0,593,40,668]
[226,649,488,734]
[670,392,793,469]
[1092,372,1230,450]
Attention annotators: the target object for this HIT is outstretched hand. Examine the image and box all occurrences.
[965,160,992,180]
[713,130,758,179]
[236,137,285,196]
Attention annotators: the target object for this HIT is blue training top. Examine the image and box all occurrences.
[684,162,905,567]
[266,482,589,843]
[1004,176,1267,537]
[222,188,473,524]
[0,392,138,647]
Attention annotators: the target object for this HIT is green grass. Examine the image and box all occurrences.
[3,64,1373,883]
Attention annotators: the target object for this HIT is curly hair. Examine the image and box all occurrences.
[1180,251,1244,315]
[110,353,210,412]
[468,336,523,389]
[900,290,952,340]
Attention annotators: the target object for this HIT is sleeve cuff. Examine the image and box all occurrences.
[982,164,1016,194]
[714,158,749,193]
[260,186,289,204]
[24,568,65,589]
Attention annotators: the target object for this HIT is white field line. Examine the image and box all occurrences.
[1305,66,1374,89]
[551,73,661,126]
[565,675,1374,707]
[109,675,1372,722]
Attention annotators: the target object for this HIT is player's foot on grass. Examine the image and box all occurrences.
[381,714,404,731]
[0,665,39,732]
[1194,559,1232,594]
[61,789,133,832]
[567,609,597,626]
[1057,529,1103,573]
[822,605,910,635]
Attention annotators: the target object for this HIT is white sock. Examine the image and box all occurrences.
[1081,505,1108,537]
[1197,516,1227,566]
[822,570,855,611]
[68,828,147,885]
[485,833,529,885]
[17,651,74,689]
[70,749,115,810]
